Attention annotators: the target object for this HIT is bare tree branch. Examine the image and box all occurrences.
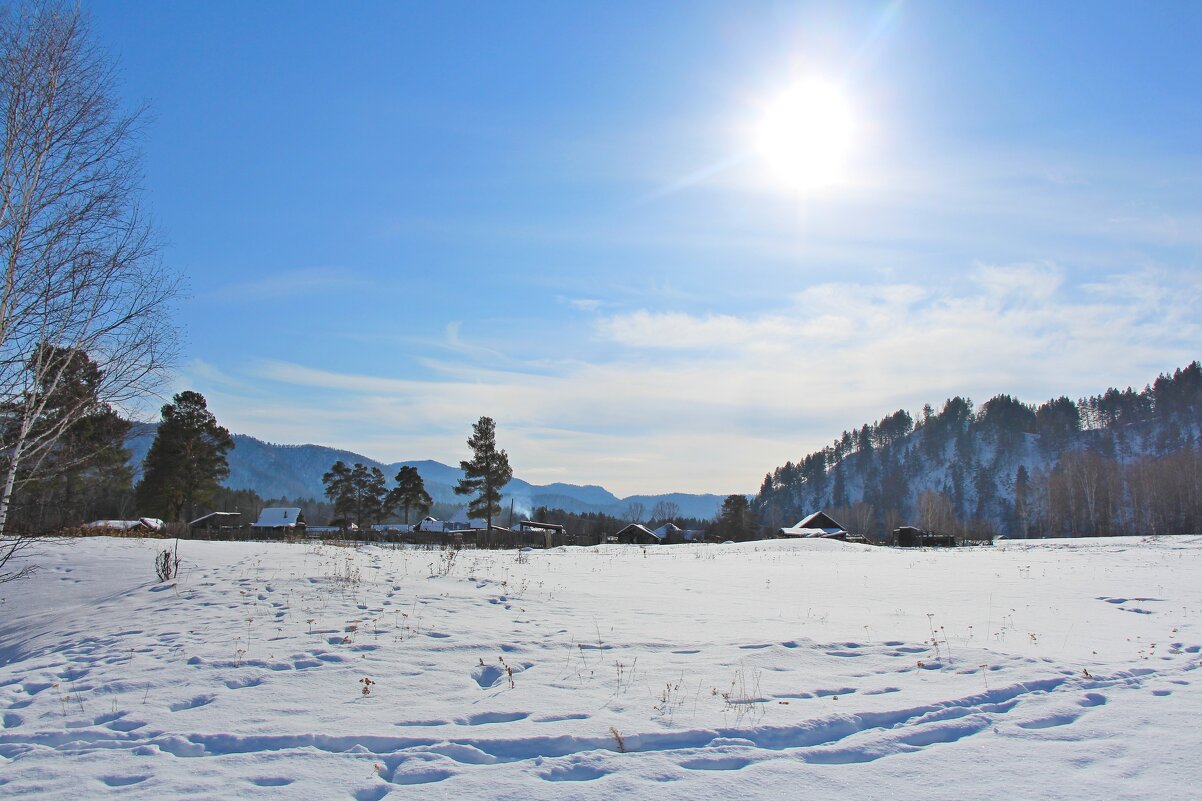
[0,3,178,572]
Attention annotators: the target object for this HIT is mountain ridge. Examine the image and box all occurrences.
[125,428,727,520]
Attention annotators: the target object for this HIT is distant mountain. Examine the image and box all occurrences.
[125,428,726,521]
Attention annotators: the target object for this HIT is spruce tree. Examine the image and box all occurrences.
[135,391,233,523]
[454,416,512,531]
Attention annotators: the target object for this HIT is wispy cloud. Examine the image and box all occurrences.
[204,267,366,303]
[559,296,604,312]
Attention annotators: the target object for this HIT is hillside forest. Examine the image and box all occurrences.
[755,362,1202,539]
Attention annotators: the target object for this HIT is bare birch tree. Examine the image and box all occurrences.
[0,4,177,579]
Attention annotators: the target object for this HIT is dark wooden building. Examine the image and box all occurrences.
[515,520,569,548]
[894,526,957,548]
[612,523,661,545]
[188,511,242,538]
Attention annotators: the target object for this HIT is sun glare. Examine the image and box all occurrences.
[755,79,855,192]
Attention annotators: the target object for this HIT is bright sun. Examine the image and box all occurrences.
[755,79,855,192]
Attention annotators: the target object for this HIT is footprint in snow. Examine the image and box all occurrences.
[224,676,264,689]
[681,757,753,771]
[100,775,151,787]
[457,711,529,725]
[539,764,607,782]
[387,767,454,786]
[169,694,215,711]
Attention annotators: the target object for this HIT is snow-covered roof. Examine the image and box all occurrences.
[794,511,846,530]
[654,523,683,537]
[251,508,303,528]
[780,511,847,538]
[779,527,844,538]
[87,518,163,531]
[517,520,565,532]
[616,523,662,540]
[189,511,240,527]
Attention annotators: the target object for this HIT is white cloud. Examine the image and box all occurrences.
[182,264,1201,497]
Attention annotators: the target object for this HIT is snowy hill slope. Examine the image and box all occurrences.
[1,536,1199,799]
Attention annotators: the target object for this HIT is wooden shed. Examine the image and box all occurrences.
[188,511,242,538]
[894,526,957,548]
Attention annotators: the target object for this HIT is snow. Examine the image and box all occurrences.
[85,518,164,531]
[251,508,302,528]
[778,527,842,538]
[1,535,1200,799]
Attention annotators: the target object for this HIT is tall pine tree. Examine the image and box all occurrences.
[135,392,233,523]
[454,416,512,531]
[717,494,752,541]
[387,466,432,525]
[322,461,388,529]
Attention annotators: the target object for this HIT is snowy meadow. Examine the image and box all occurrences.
[1,536,1200,799]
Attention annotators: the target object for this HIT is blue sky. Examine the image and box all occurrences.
[88,1,1201,495]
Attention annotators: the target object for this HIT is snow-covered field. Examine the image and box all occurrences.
[1,535,1200,799]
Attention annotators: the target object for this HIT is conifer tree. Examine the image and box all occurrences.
[322,461,388,529]
[387,466,432,524]
[135,392,233,523]
[454,416,512,531]
[2,346,133,531]
[718,494,752,540]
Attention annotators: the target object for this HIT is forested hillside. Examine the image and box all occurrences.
[755,362,1202,538]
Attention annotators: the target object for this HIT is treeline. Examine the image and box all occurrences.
[530,501,741,542]
[202,486,470,529]
[4,375,487,533]
[756,362,1202,539]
